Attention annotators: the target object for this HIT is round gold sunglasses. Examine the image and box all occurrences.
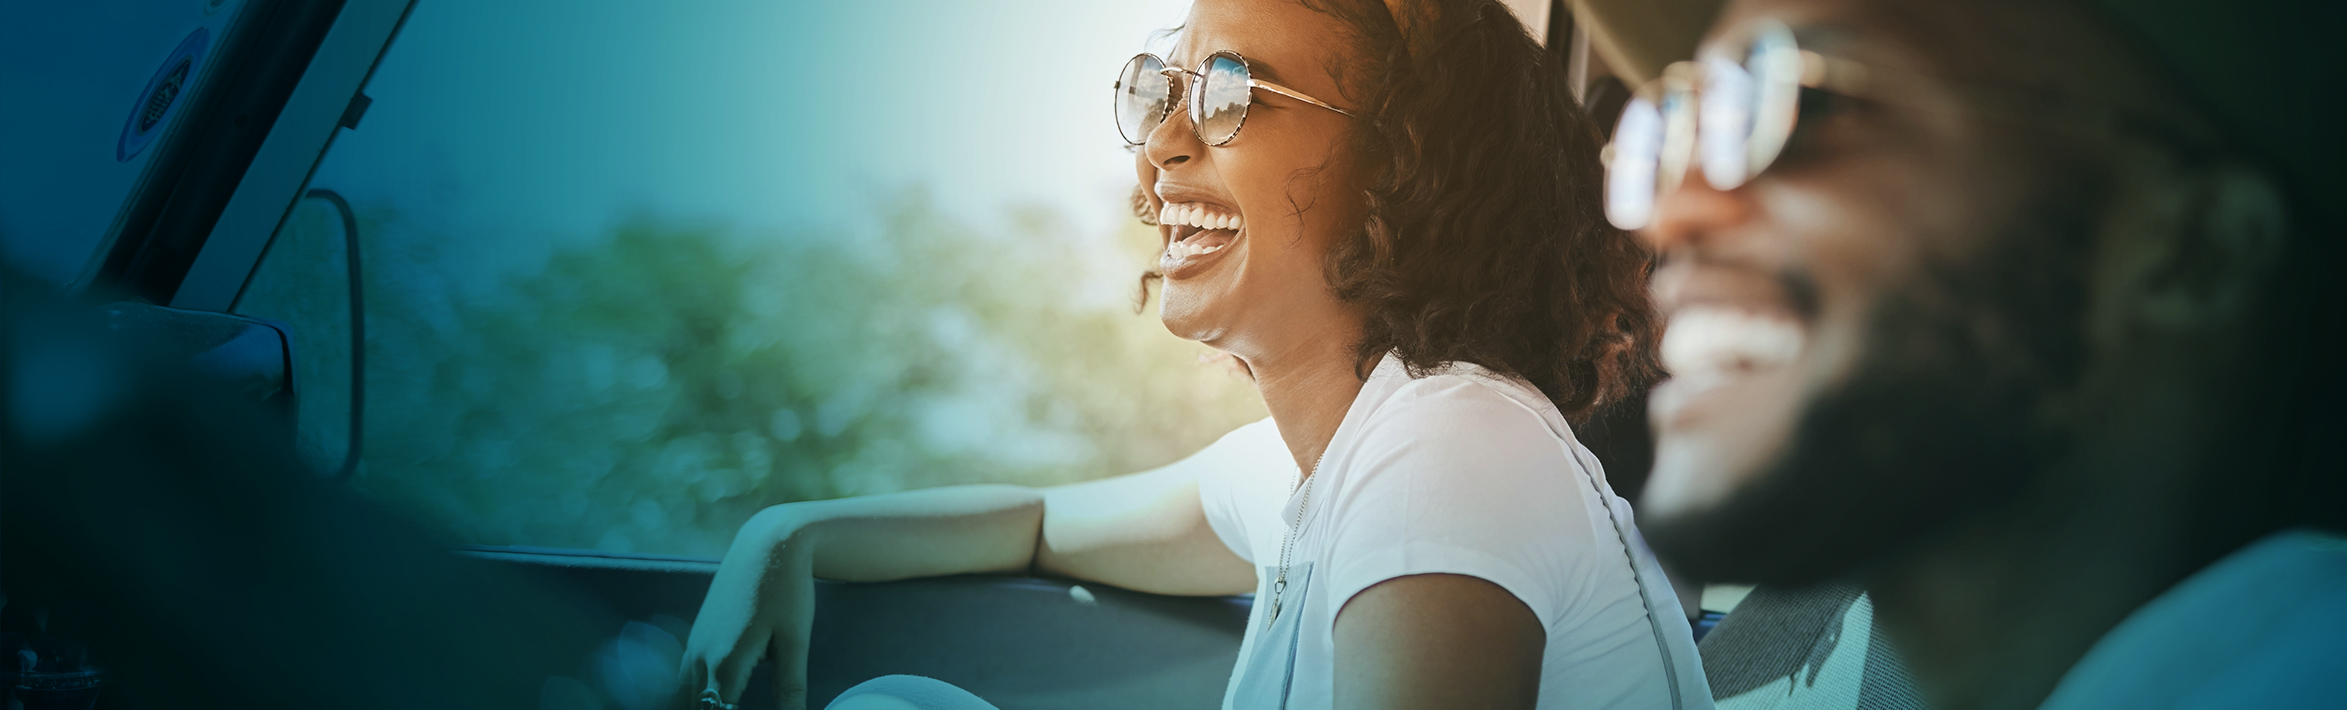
[1114,50,1358,147]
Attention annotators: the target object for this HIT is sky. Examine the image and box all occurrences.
[309,0,1194,255]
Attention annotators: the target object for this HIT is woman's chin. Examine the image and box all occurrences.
[1155,288,1227,343]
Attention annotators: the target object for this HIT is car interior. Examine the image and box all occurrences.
[0,1,1952,708]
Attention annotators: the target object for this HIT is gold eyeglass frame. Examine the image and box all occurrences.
[1595,18,1886,228]
[1598,16,2192,232]
[1115,50,1358,148]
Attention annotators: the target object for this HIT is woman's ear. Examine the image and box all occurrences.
[2099,163,2290,331]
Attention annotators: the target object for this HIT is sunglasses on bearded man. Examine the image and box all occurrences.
[1114,50,1359,147]
[1603,19,1880,230]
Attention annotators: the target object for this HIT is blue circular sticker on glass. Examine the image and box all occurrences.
[118,26,210,162]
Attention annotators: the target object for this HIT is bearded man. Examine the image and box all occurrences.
[1616,0,2347,707]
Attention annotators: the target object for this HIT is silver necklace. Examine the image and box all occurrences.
[1267,456,1321,628]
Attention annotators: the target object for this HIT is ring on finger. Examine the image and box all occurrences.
[698,689,739,710]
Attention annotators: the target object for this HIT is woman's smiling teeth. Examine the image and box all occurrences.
[1160,202,1245,233]
[1160,201,1244,262]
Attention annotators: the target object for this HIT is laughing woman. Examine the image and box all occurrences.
[679,1,1707,708]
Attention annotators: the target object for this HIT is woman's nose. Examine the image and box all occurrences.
[1144,102,1201,170]
[1639,174,1755,255]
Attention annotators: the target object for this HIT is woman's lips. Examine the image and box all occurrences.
[1159,201,1244,277]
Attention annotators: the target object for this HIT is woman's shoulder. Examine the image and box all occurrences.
[1367,360,1571,444]
[1317,364,1621,621]
[1332,360,1590,492]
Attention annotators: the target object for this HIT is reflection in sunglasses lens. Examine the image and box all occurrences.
[1607,96,1664,230]
[1196,54,1250,145]
[1700,56,1756,190]
[1117,54,1169,145]
[1741,26,1805,187]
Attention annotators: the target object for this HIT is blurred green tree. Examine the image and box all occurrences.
[237,191,1267,557]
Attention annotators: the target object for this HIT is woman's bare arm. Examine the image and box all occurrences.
[754,484,1046,582]
[749,450,1254,593]
[1333,574,1546,710]
[684,443,1258,708]
[1034,461,1258,595]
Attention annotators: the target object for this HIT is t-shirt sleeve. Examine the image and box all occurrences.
[1194,417,1293,565]
[1318,377,1613,629]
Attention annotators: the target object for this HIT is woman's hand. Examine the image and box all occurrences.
[666,475,1244,709]
[679,508,817,710]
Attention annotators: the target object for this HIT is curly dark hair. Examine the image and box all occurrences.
[1332,0,1659,422]
[1134,0,1659,423]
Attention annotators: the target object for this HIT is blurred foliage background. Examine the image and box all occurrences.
[222,0,1238,559]
[236,193,1267,558]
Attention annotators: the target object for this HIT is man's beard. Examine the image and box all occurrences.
[1643,195,2096,587]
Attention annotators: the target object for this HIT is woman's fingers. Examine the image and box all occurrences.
[675,510,822,710]
[681,613,804,710]
[770,631,811,710]
[708,625,769,707]
[675,574,772,709]
[765,563,819,710]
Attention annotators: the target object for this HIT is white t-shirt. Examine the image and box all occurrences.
[1196,354,1711,710]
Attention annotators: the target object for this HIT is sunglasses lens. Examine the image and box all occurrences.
[1116,54,1170,145]
[1735,23,1806,186]
[1606,95,1666,230]
[1194,54,1250,145]
[1699,56,1759,189]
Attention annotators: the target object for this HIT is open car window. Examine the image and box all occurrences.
[231,0,1265,558]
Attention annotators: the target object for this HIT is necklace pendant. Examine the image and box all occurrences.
[1266,597,1282,627]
